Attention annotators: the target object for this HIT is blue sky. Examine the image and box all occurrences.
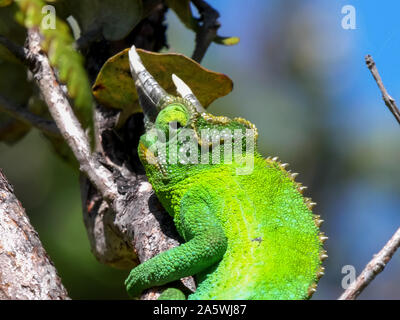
[200,1,400,125]
[172,0,400,299]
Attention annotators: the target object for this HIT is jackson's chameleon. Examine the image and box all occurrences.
[125,45,327,300]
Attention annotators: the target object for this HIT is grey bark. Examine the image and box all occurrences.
[0,169,69,300]
[79,3,197,299]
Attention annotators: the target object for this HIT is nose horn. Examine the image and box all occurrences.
[172,74,205,113]
[128,45,168,122]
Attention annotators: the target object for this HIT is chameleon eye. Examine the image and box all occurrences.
[156,103,190,133]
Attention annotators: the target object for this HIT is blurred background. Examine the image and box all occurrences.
[1,0,400,299]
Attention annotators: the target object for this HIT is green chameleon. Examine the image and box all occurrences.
[125,45,327,300]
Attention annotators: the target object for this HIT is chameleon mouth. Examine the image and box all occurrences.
[138,141,167,177]
[138,141,158,165]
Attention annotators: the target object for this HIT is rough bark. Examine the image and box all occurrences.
[79,4,196,298]
[0,1,202,300]
[0,169,69,300]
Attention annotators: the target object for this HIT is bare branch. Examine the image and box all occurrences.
[337,56,400,300]
[80,8,197,296]
[25,28,118,201]
[191,0,220,63]
[365,55,400,125]
[0,94,60,137]
[339,227,400,300]
[0,169,69,300]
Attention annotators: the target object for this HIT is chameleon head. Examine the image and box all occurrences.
[128,45,258,181]
[128,45,204,179]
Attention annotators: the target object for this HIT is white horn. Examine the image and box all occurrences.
[172,74,205,113]
[129,45,168,112]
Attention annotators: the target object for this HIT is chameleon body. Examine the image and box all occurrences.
[125,46,326,300]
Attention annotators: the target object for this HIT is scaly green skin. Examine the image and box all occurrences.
[125,98,326,300]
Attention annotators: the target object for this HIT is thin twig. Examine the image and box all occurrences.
[338,56,400,300]
[191,0,220,63]
[0,94,60,137]
[0,35,31,63]
[365,55,400,125]
[339,227,400,300]
[26,28,118,201]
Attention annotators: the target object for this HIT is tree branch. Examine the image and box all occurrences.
[0,94,60,137]
[25,28,118,202]
[365,55,400,125]
[7,8,196,299]
[337,56,400,300]
[191,0,220,63]
[0,169,69,299]
[339,227,400,300]
[78,4,196,298]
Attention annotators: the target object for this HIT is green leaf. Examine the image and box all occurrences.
[15,0,94,132]
[165,0,196,30]
[215,36,240,46]
[55,0,143,41]
[92,48,233,126]
[0,0,13,7]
